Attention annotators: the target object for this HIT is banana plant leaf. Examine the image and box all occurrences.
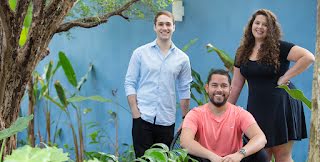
[0,115,33,140]
[277,85,311,109]
[59,51,77,87]
[67,95,111,103]
[206,43,234,72]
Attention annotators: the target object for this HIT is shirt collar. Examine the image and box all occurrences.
[150,39,176,51]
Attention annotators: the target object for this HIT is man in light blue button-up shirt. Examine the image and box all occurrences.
[124,10,192,157]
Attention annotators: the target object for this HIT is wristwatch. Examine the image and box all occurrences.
[238,148,246,157]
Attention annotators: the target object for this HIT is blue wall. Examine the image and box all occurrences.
[20,0,316,161]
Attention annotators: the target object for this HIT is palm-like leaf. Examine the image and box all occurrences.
[206,43,234,72]
[0,115,33,140]
[59,51,77,87]
[277,85,311,109]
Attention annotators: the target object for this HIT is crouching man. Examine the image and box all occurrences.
[181,69,268,162]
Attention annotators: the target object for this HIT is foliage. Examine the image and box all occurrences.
[8,0,33,46]
[31,51,111,161]
[85,151,118,162]
[4,145,69,162]
[68,0,173,20]
[0,115,33,141]
[185,40,234,106]
[134,143,197,162]
[9,0,174,46]
[206,43,234,72]
[119,144,135,162]
[277,85,312,109]
[0,115,33,161]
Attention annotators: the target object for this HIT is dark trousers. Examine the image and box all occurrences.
[189,136,268,162]
[132,117,175,158]
[189,148,268,162]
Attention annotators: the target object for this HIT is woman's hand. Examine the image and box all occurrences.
[277,76,290,86]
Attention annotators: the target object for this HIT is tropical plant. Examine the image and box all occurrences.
[4,145,70,162]
[119,144,135,162]
[206,43,234,72]
[187,41,234,106]
[0,115,33,162]
[277,85,312,109]
[31,51,111,162]
[0,0,172,154]
[134,143,197,162]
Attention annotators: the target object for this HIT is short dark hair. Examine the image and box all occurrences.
[154,10,175,25]
[206,69,231,84]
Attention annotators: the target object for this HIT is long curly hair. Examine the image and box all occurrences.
[235,9,282,70]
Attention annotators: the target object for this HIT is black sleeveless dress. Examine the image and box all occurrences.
[235,40,307,147]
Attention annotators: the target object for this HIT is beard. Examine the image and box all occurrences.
[209,94,228,107]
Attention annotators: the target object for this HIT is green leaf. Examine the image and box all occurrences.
[54,81,68,107]
[9,0,16,11]
[67,95,111,103]
[181,38,198,52]
[191,69,204,86]
[52,61,62,77]
[4,145,69,162]
[83,108,92,114]
[0,115,33,140]
[108,110,117,119]
[89,131,99,142]
[77,63,93,91]
[277,85,311,109]
[19,27,29,46]
[45,61,54,82]
[23,6,33,28]
[144,148,167,162]
[59,51,77,87]
[206,43,234,72]
[18,5,33,47]
[151,143,169,151]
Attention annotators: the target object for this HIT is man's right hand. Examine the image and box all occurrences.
[127,95,141,119]
[208,154,223,162]
[132,111,141,119]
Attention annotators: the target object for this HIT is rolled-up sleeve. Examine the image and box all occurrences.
[177,58,192,99]
[124,51,140,96]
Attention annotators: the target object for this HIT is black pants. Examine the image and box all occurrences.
[189,149,268,162]
[132,117,175,158]
[189,136,268,162]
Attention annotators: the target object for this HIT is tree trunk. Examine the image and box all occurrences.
[308,0,320,161]
[27,79,35,147]
[0,62,33,154]
[0,1,76,155]
[0,0,151,156]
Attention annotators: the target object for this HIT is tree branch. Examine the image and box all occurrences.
[56,0,140,33]
[44,0,65,17]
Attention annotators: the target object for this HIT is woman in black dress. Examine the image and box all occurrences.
[228,9,315,162]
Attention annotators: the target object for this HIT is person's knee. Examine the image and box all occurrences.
[251,149,269,162]
[274,151,293,162]
[273,141,294,162]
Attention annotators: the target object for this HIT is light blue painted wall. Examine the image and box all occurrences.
[20,0,316,161]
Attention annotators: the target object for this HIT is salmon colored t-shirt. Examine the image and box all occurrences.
[182,102,256,157]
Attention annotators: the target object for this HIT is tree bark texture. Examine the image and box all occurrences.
[0,0,77,154]
[0,0,141,156]
[308,0,320,161]
[27,79,35,147]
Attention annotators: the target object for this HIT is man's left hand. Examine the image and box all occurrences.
[221,152,243,162]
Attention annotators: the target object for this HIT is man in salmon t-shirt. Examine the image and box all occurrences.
[181,69,268,162]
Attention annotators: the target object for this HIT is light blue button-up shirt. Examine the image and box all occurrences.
[124,40,192,126]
